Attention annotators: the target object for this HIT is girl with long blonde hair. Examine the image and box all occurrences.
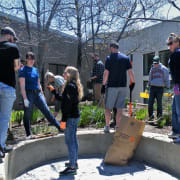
[48,66,83,175]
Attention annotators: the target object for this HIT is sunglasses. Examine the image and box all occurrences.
[27,58,35,61]
[167,41,173,46]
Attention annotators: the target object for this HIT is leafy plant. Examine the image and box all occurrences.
[31,124,58,135]
[157,119,166,128]
[79,105,105,128]
[31,108,43,124]
[11,110,24,126]
[135,108,148,120]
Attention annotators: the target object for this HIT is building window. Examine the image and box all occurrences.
[143,52,155,75]
[159,50,171,67]
[48,64,67,76]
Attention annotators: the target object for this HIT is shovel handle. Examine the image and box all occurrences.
[129,89,132,117]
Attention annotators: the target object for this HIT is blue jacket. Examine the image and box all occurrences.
[149,63,170,88]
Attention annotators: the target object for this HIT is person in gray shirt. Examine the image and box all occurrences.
[148,56,170,120]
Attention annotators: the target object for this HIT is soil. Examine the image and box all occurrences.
[7,120,172,146]
[7,103,172,146]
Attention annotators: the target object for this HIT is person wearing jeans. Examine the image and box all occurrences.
[0,27,20,158]
[19,52,62,139]
[171,89,180,135]
[168,33,180,140]
[148,56,170,121]
[48,66,83,176]
[65,117,80,170]
[0,83,16,157]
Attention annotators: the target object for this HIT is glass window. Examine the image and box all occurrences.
[159,50,171,68]
[49,64,67,76]
[143,52,155,75]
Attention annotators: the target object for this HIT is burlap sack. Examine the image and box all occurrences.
[104,116,145,166]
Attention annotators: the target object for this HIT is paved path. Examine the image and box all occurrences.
[16,156,177,180]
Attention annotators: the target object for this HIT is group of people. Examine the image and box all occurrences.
[0,27,83,175]
[0,25,180,176]
[90,34,180,143]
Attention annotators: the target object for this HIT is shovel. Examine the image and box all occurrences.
[129,85,133,117]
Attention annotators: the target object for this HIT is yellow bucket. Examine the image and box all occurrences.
[140,92,149,99]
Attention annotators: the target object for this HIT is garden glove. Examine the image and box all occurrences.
[24,99,30,108]
[47,85,55,92]
[60,121,66,130]
[101,85,106,94]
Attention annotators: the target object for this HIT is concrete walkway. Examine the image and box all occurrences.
[16,156,177,180]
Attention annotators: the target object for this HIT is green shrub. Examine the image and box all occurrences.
[11,110,24,126]
[31,108,43,124]
[157,119,166,128]
[135,108,148,120]
[79,105,105,128]
[31,124,58,135]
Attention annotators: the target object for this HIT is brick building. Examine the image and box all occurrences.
[0,12,78,109]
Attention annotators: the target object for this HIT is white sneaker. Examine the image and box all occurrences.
[25,135,32,140]
[168,132,180,139]
[104,126,110,133]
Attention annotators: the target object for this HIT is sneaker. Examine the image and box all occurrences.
[65,162,78,169]
[59,167,77,176]
[110,121,116,128]
[4,146,13,153]
[0,150,5,158]
[104,126,110,133]
[168,132,180,139]
[148,115,154,122]
[25,135,32,140]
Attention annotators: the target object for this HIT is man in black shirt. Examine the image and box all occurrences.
[0,27,20,158]
[101,42,135,133]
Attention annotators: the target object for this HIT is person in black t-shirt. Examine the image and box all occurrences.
[101,42,135,133]
[0,27,20,158]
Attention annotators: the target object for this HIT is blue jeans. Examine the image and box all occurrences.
[65,117,80,167]
[0,82,16,149]
[23,91,60,136]
[172,94,180,134]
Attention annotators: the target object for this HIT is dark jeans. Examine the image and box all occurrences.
[23,91,60,136]
[148,86,164,118]
[65,117,80,167]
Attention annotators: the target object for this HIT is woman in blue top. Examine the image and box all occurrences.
[19,52,62,139]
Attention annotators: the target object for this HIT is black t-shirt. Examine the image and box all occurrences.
[0,41,20,88]
[105,52,132,87]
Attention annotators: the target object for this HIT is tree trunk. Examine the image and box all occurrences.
[75,0,82,71]
[22,0,33,51]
